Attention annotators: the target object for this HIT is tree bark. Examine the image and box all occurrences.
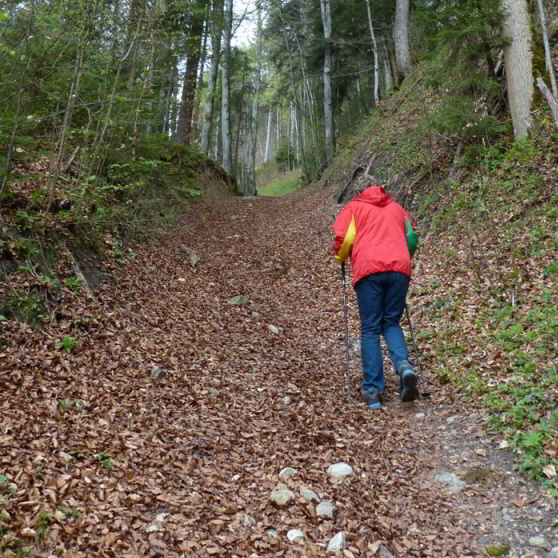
[394,0,412,79]
[320,0,334,160]
[201,0,224,155]
[502,0,533,140]
[176,3,205,144]
[535,0,557,99]
[221,0,233,174]
[366,0,380,106]
[246,0,262,195]
[536,77,558,129]
[264,109,272,162]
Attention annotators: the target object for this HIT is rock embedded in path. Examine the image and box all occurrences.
[547,547,558,558]
[281,396,292,405]
[279,467,297,480]
[270,487,295,506]
[327,463,354,478]
[300,487,320,503]
[378,545,397,558]
[430,470,466,493]
[316,501,336,519]
[228,295,249,305]
[327,532,347,552]
[180,245,200,267]
[268,324,281,334]
[529,536,547,547]
[150,366,166,380]
[287,529,305,543]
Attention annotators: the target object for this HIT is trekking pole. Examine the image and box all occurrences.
[405,303,424,380]
[341,262,352,400]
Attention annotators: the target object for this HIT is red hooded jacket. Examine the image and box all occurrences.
[332,186,413,287]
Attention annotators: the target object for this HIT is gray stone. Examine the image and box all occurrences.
[379,545,396,558]
[446,415,458,424]
[529,536,547,547]
[546,547,558,558]
[228,295,249,305]
[268,324,281,334]
[251,311,260,319]
[327,532,347,552]
[269,488,295,506]
[287,529,305,543]
[180,245,200,267]
[267,528,278,538]
[431,470,466,493]
[327,463,354,478]
[150,366,166,380]
[279,467,297,480]
[415,412,426,418]
[243,515,256,527]
[300,487,320,503]
[316,501,336,519]
[281,396,292,405]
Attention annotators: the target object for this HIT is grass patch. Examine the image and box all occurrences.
[259,171,302,197]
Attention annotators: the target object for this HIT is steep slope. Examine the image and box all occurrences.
[1,182,556,557]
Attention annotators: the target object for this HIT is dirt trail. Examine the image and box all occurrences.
[1,185,556,558]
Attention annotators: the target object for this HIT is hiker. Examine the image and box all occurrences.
[332,181,419,409]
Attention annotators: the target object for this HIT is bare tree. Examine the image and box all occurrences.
[535,0,557,99]
[366,0,380,106]
[502,0,533,140]
[221,0,233,174]
[201,0,224,155]
[394,0,412,79]
[320,0,334,160]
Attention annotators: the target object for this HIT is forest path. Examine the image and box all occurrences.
[1,184,556,558]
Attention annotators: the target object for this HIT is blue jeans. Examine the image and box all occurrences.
[355,272,410,392]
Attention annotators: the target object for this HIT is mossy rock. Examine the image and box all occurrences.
[485,543,510,556]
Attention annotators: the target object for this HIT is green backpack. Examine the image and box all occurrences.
[405,218,418,255]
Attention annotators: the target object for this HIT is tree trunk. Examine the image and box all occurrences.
[176,4,205,144]
[502,0,533,140]
[320,0,334,160]
[221,0,233,174]
[394,0,412,79]
[365,0,380,106]
[246,0,262,195]
[264,110,272,162]
[192,11,210,141]
[536,77,558,128]
[535,0,557,99]
[201,0,224,155]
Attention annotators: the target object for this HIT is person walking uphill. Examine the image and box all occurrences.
[332,183,419,409]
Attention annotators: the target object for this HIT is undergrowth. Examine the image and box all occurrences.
[321,79,558,489]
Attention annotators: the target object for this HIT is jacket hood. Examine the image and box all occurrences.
[354,186,392,207]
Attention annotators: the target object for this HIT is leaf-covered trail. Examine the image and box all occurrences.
[1,185,556,557]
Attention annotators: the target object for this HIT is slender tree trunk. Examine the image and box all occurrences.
[366,0,380,106]
[48,45,85,209]
[201,0,224,155]
[264,110,272,162]
[502,0,533,140]
[394,0,412,79]
[536,77,558,128]
[1,9,34,193]
[320,0,334,160]
[221,0,233,174]
[535,0,557,99]
[177,4,205,144]
[192,5,210,140]
[246,0,262,195]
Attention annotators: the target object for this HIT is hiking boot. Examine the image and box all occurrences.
[362,389,383,409]
[400,369,420,402]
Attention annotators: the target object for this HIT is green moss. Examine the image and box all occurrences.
[485,543,510,556]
